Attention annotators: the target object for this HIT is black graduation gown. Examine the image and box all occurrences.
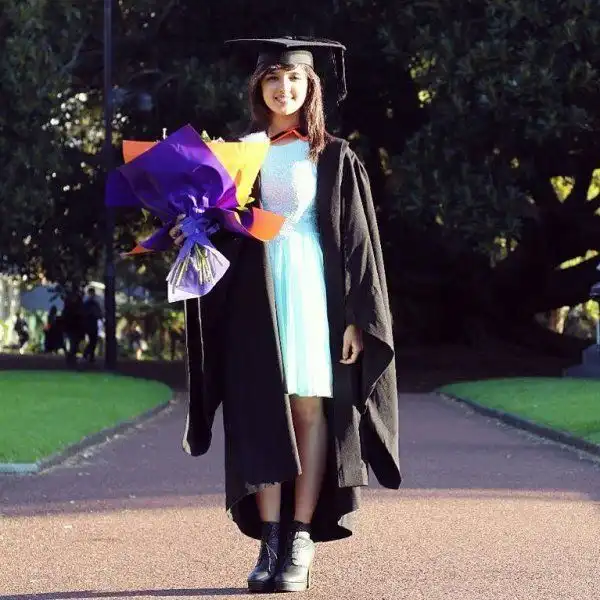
[182,135,401,542]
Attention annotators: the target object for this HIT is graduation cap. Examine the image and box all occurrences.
[225,36,348,104]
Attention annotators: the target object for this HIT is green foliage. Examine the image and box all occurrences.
[117,298,186,360]
[4,0,599,343]
[387,0,600,255]
[0,1,86,276]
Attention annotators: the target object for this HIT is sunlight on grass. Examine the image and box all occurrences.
[440,377,600,442]
[0,371,171,462]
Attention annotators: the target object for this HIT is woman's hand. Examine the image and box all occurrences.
[169,214,186,246]
[340,324,363,364]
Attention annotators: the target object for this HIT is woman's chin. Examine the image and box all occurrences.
[269,104,301,117]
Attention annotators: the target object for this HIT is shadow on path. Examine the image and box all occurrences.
[0,589,247,599]
[1,391,599,520]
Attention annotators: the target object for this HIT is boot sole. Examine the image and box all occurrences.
[247,579,276,593]
[274,570,311,592]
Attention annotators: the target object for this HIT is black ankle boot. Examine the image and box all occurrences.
[274,523,315,592]
[247,521,280,592]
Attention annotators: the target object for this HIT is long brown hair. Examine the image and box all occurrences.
[248,63,326,161]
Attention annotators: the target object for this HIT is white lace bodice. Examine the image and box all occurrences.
[259,140,318,238]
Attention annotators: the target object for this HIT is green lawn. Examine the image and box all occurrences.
[439,377,600,444]
[0,371,172,463]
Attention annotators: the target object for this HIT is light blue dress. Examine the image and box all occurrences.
[260,139,333,398]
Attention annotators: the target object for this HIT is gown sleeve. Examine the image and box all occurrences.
[183,165,262,456]
[182,229,242,456]
[341,148,401,489]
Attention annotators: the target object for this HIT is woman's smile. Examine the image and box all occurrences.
[274,94,292,106]
[262,67,309,116]
[186,38,399,596]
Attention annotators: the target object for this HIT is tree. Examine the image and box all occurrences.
[0,1,86,279]
[5,0,598,354]
[381,0,600,349]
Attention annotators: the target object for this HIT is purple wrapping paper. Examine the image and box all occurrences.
[105,125,246,300]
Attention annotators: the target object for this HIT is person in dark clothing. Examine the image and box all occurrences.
[177,38,400,594]
[13,312,29,354]
[62,290,85,366]
[82,287,103,363]
[43,305,64,353]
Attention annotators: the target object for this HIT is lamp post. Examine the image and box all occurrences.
[103,0,117,369]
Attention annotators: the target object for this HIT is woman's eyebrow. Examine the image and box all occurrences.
[265,68,303,77]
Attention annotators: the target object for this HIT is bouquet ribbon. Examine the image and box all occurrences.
[105,124,284,301]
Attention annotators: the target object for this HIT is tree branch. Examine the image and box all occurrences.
[572,215,600,254]
[492,210,600,312]
[155,0,179,32]
[525,176,560,211]
[63,147,103,170]
[565,164,596,207]
[531,255,600,313]
[58,34,88,78]
[586,195,600,215]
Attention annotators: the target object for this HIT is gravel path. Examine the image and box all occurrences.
[1,392,599,600]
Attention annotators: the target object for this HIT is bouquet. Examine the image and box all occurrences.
[106,124,283,301]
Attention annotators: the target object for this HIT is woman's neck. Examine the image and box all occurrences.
[268,114,301,138]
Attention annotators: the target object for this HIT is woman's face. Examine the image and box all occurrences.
[261,66,309,117]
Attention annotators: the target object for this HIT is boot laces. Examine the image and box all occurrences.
[258,533,278,568]
[288,532,309,565]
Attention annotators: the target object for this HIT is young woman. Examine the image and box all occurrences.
[176,38,401,593]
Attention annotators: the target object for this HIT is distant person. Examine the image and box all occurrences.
[62,290,85,366]
[13,312,29,354]
[96,317,106,358]
[129,323,147,360]
[82,288,103,363]
[169,324,184,361]
[43,305,64,353]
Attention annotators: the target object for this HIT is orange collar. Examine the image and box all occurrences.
[269,128,309,143]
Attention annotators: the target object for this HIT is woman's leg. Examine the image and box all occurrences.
[249,484,282,591]
[254,395,327,524]
[255,483,282,523]
[290,395,327,523]
[274,395,325,592]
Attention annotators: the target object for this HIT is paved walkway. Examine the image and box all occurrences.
[1,392,599,600]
